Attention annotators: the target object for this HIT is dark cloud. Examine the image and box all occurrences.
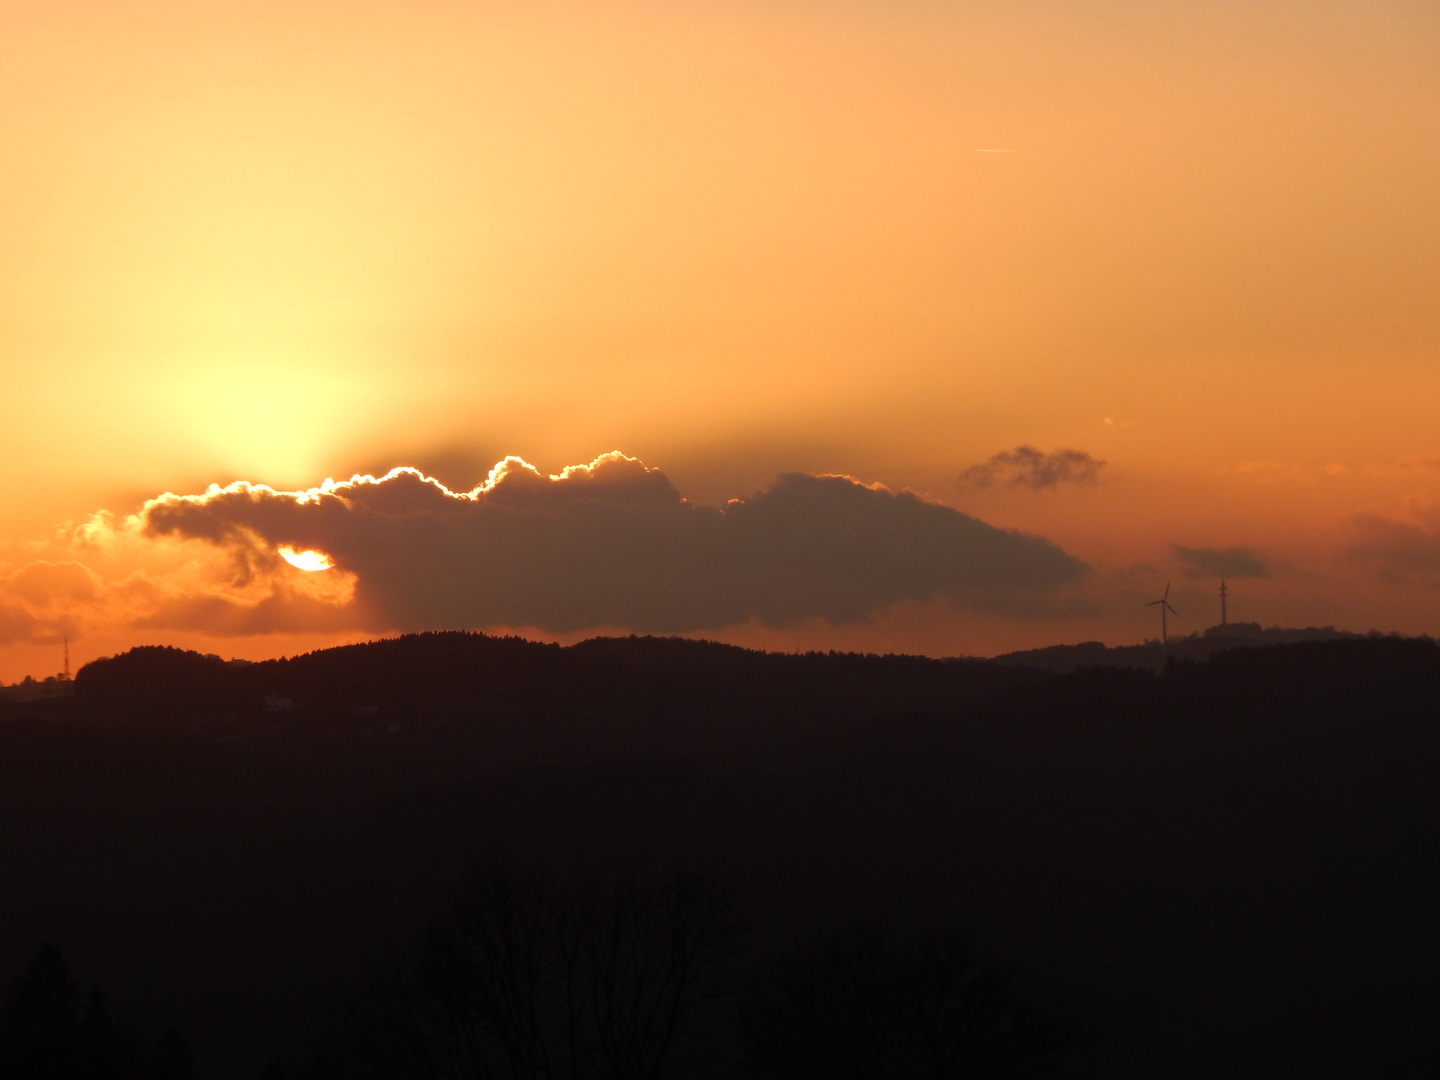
[0,602,37,645]
[957,447,1105,490]
[1344,511,1440,585]
[1171,545,1270,580]
[133,591,365,636]
[139,453,1089,634]
[0,562,95,644]
[5,561,102,605]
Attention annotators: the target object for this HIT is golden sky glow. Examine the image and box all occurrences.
[2,1,1439,678]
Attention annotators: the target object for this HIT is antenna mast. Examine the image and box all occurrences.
[1219,579,1228,626]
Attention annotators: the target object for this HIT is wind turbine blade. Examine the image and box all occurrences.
[1163,581,1171,600]
[1165,602,1178,616]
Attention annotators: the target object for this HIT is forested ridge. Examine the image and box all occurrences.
[2,633,1438,1077]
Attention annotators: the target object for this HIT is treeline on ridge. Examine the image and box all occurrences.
[64,634,1034,769]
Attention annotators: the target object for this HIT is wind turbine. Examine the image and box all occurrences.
[1147,582,1179,646]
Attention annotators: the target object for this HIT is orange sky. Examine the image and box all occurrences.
[2,0,1439,680]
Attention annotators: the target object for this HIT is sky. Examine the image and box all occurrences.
[2,0,1439,680]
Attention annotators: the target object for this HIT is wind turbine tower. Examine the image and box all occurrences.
[63,635,70,681]
[1220,579,1228,626]
[1147,582,1179,646]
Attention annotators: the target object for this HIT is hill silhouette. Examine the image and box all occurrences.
[66,633,1034,774]
[993,621,1385,673]
[1,632,1438,1077]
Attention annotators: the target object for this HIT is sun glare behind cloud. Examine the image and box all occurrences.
[142,350,389,489]
[278,545,335,572]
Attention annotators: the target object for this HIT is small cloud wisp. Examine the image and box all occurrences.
[1344,507,1440,586]
[1171,544,1271,581]
[957,447,1106,491]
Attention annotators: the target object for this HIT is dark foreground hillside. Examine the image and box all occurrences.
[1,633,1438,1077]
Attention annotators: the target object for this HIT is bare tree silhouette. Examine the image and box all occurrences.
[420,861,554,1079]
[554,869,743,1080]
[327,859,743,1080]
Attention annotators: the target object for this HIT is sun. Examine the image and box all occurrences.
[277,545,335,572]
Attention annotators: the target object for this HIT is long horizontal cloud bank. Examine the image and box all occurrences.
[140,453,1088,634]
